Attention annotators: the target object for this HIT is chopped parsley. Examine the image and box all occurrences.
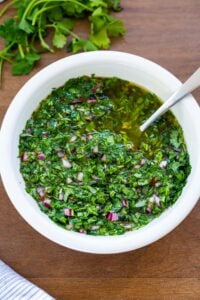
[19,76,191,235]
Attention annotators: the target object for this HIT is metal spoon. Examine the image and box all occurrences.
[140,67,200,132]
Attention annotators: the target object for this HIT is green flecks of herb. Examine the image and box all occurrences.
[19,76,191,235]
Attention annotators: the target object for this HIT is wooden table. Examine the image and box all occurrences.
[0,1,200,299]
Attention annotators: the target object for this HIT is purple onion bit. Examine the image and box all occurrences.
[93,145,99,154]
[101,154,106,161]
[42,131,49,137]
[86,115,93,122]
[43,198,51,208]
[146,203,152,213]
[38,153,45,160]
[149,194,161,207]
[159,160,168,168]
[58,192,65,200]
[79,229,87,234]
[87,134,93,140]
[77,172,84,182]
[122,199,128,207]
[154,195,161,207]
[36,186,45,197]
[106,212,119,221]
[81,135,87,142]
[123,223,132,229]
[87,98,97,104]
[70,136,77,142]
[62,158,72,168]
[26,128,32,134]
[71,99,82,105]
[134,164,141,169]
[21,152,28,162]
[91,225,99,230]
[57,150,65,158]
[66,177,73,184]
[64,208,74,217]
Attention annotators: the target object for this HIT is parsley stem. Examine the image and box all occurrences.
[18,44,25,59]
[0,42,15,64]
[46,24,80,40]
[21,0,38,21]
[32,4,62,26]
[38,14,54,52]
[0,54,11,63]
[22,0,92,21]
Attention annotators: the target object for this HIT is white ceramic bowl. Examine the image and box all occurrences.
[1,51,200,254]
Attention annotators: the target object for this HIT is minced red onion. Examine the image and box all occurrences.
[122,199,128,207]
[91,225,99,230]
[21,152,28,162]
[149,195,155,203]
[36,186,45,197]
[70,136,77,142]
[43,198,51,208]
[81,136,87,141]
[87,134,93,140]
[146,204,152,213]
[101,154,106,161]
[149,194,161,207]
[62,158,72,168]
[123,224,132,229]
[154,195,161,206]
[93,145,99,153]
[86,116,93,122]
[26,128,32,134]
[106,212,118,221]
[66,177,73,184]
[79,229,87,234]
[134,165,140,169]
[87,98,97,103]
[38,153,45,160]
[71,99,82,105]
[58,192,64,200]
[77,172,84,181]
[159,160,168,168]
[64,208,74,217]
[57,150,65,158]
[42,131,49,137]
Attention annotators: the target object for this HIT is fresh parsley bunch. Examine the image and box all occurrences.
[0,0,125,81]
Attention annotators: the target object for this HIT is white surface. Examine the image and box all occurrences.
[0,51,200,254]
[140,67,200,131]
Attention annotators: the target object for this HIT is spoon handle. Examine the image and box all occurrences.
[140,67,200,132]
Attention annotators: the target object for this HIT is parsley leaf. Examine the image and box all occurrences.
[53,32,67,48]
[68,38,98,53]
[0,0,125,84]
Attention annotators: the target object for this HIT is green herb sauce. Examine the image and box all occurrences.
[19,76,191,235]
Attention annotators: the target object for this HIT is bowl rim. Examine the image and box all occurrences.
[1,51,200,254]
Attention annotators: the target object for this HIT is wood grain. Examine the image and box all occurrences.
[0,1,200,299]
